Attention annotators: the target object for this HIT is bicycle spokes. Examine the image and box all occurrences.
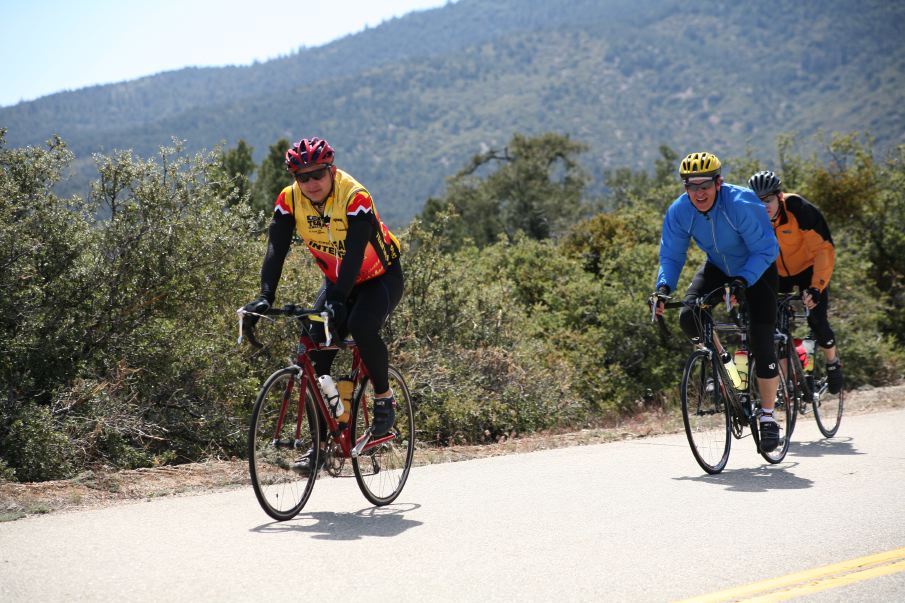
[681,351,731,474]
[249,369,319,521]
[351,367,415,505]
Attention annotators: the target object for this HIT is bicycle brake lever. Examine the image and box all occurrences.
[236,308,266,348]
[320,311,333,347]
[724,284,731,312]
[236,308,246,344]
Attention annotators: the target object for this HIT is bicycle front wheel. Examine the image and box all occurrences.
[812,355,844,437]
[350,366,415,505]
[681,350,731,474]
[249,367,320,521]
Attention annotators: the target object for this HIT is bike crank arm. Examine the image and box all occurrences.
[351,430,373,458]
[351,429,396,458]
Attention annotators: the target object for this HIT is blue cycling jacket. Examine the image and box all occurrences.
[656,183,779,292]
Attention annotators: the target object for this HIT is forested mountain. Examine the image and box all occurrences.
[2,0,903,226]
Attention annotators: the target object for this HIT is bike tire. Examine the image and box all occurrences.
[750,359,792,463]
[781,350,798,438]
[350,365,415,505]
[786,352,809,435]
[248,367,320,521]
[812,355,844,438]
[680,350,731,474]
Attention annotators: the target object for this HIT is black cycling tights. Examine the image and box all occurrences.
[310,261,404,395]
[679,262,779,379]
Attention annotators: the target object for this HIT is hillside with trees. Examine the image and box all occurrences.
[1,0,904,226]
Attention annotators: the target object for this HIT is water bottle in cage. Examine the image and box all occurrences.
[734,349,748,390]
[802,338,816,372]
[335,378,353,423]
[317,374,344,419]
[721,351,742,389]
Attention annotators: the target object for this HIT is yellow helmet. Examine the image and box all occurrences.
[679,152,722,179]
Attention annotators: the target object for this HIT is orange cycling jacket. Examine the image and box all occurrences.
[771,193,835,291]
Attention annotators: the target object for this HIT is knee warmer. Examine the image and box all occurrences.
[749,325,779,379]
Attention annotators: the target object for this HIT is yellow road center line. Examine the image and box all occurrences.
[744,559,905,602]
[674,546,905,603]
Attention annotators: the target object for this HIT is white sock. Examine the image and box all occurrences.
[760,411,775,423]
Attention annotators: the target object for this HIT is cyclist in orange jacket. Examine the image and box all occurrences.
[748,170,843,394]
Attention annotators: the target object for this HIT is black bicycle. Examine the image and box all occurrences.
[654,286,793,474]
[776,292,844,438]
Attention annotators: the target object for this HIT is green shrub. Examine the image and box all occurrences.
[1,134,266,480]
[397,342,582,445]
[0,458,15,482]
[2,129,902,482]
[4,405,74,482]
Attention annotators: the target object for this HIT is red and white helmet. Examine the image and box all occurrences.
[285,137,335,173]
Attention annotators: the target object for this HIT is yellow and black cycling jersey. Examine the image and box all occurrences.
[274,168,401,285]
[772,193,835,291]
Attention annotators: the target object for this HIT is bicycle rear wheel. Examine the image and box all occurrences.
[812,355,844,437]
[249,367,320,521]
[680,350,731,474]
[750,359,792,463]
[350,366,415,505]
[786,353,812,433]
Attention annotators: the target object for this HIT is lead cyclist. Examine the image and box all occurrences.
[652,152,782,452]
[241,137,404,474]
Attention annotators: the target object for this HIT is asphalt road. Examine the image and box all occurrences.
[2,409,904,602]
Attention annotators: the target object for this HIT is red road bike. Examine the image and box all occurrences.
[239,305,414,521]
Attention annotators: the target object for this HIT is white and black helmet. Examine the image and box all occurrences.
[748,170,782,197]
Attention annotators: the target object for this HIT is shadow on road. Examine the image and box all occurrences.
[787,436,861,458]
[673,463,814,493]
[250,503,423,540]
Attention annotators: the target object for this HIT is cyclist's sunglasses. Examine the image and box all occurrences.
[295,166,331,183]
[759,194,779,204]
[684,178,716,192]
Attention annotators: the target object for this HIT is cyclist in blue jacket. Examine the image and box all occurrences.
[652,152,782,452]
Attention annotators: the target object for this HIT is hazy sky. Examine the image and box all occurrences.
[0,0,452,107]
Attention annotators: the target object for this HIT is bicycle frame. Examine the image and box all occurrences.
[692,300,754,431]
[775,291,848,439]
[242,307,397,461]
[663,291,754,429]
[776,293,810,404]
[243,302,416,518]
[655,285,793,471]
